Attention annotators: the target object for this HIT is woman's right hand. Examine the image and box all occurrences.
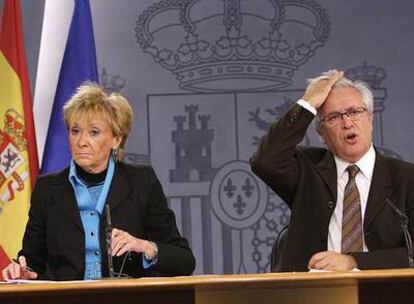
[1,256,38,280]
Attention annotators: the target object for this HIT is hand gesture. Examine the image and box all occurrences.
[303,70,344,109]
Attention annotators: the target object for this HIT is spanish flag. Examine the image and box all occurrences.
[0,0,39,279]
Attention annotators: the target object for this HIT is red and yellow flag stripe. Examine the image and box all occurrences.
[0,0,39,278]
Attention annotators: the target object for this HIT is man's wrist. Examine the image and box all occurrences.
[297,99,317,116]
[346,254,358,269]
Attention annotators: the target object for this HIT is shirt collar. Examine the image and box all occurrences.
[334,145,376,180]
[69,159,80,184]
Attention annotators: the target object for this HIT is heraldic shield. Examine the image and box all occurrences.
[147,91,304,274]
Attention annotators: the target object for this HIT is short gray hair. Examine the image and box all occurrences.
[312,70,373,129]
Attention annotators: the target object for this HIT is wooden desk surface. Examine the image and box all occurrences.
[2,269,414,304]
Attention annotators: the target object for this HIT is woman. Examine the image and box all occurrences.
[2,83,195,280]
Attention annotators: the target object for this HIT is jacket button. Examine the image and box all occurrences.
[327,201,334,209]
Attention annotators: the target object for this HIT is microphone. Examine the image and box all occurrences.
[385,198,414,268]
[105,204,115,278]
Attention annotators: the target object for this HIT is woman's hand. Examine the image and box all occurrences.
[1,256,38,280]
[111,228,157,259]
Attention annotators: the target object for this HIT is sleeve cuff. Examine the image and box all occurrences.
[142,242,159,269]
[297,99,317,116]
[142,255,157,269]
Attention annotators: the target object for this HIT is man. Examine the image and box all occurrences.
[250,70,414,271]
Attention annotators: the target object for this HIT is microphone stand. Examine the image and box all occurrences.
[385,199,414,268]
[105,204,115,278]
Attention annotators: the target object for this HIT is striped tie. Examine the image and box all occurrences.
[341,164,363,253]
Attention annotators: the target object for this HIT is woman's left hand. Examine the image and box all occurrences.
[111,228,152,257]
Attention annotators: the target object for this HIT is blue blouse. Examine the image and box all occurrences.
[69,158,115,280]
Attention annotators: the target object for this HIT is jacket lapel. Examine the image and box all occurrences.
[53,169,83,231]
[316,151,337,202]
[105,163,133,212]
[364,152,395,229]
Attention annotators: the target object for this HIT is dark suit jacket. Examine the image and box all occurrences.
[19,162,195,280]
[250,104,414,271]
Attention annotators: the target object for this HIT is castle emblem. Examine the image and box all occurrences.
[0,109,28,213]
[170,104,217,182]
[136,0,330,92]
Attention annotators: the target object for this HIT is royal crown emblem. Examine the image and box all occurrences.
[2,109,27,151]
[136,0,330,92]
[100,68,126,93]
[345,61,386,89]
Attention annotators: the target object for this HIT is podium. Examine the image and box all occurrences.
[1,269,414,304]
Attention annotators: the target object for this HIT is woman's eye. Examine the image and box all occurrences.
[90,130,100,136]
[71,128,79,135]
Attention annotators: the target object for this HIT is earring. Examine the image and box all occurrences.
[112,148,119,158]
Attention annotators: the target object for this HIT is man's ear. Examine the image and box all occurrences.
[369,112,373,124]
[317,127,326,144]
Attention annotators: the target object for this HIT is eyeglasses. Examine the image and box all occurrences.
[320,106,368,128]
